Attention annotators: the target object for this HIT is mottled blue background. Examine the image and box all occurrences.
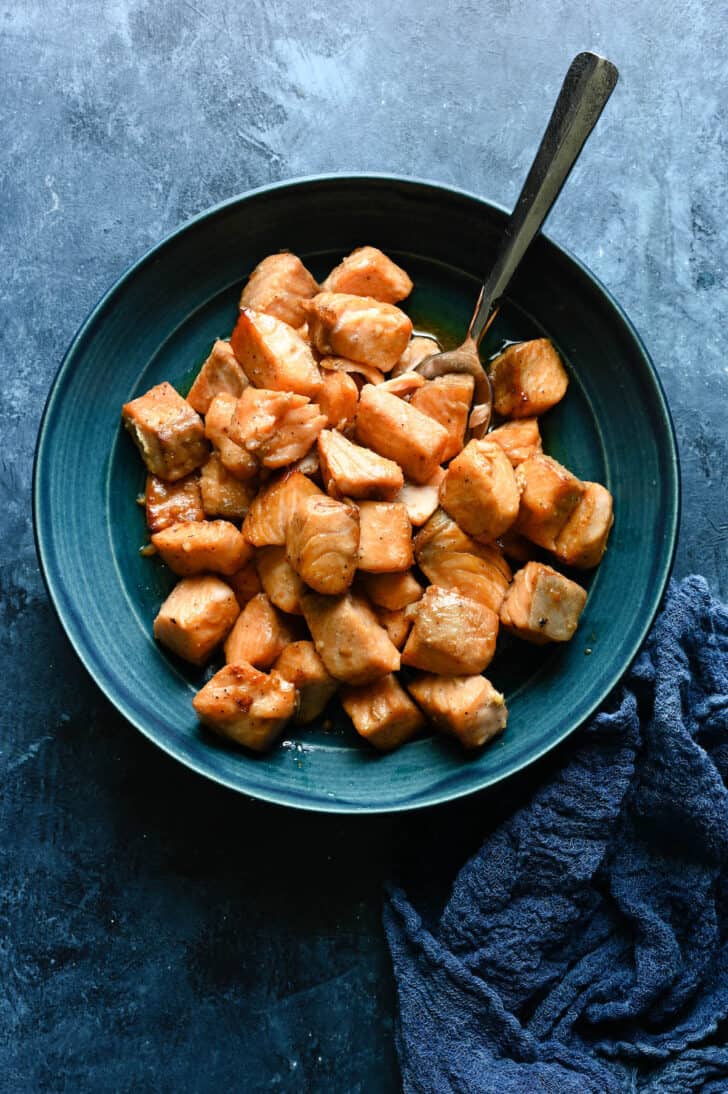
[3,1,727,1090]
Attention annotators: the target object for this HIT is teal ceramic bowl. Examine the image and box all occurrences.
[33,175,679,813]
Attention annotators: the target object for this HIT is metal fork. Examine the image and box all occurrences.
[415,51,619,438]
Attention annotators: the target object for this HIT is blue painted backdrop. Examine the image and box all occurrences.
[2,1,727,1089]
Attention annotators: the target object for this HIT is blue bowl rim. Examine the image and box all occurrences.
[32,172,681,814]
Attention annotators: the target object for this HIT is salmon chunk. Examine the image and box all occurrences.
[553,482,614,569]
[226,559,262,608]
[300,591,400,684]
[408,674,507,750]
[239,252,319,330]
[304,292,412,372]
[243,470,322,547]
[153,575,239,664]
[374,607,413,650]
[488,418,542,467]
[317,370,359,430]
[359,570,423,611]
[122,381,208,481]
[151,519,252,576]
[145,474,203,533]
[224,592,299,668]
[256,546,306,614]
[500,561,587,644]
[193,662,297,752]
[376,373,426,397]
[394,468,446,527]
[273,641,338,723]
[205,392,259,481]
[322,247,413,304]
[200,454,257,520]
[341,674,424,751]
[489,339,569,418]
[229,388,327,469]
[355,385,449,484]
[356,501,413,573]
[414,509,512,613]
[319,356,385,388]
[392,335,440,376]
[318,429,404,501]
[187,339,248,415]
[439,438,520,543]
[286,495,360,595]
[515,454,585,550]
[410,374,474,461]
[402,586,498,675]
[230,308,322,398]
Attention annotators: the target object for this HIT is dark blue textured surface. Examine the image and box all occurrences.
[3,1,728,1090]
[385,577,728,1092]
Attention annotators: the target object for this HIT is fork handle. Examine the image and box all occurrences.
[468,51,618,346]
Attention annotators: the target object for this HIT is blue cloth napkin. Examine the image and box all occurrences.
[384,577,728,1093]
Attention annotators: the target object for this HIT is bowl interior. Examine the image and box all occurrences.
[35,177,679,812]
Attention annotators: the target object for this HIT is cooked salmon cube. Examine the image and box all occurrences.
[224,592,299,668]
[376,373,426,397]
[317,370,359,430]
[439,438,520,543]
[228,388,327,469]
[256,546,306,614]
[394,468,446,527]
[410,374,474,461]
[407,674,507,750]
[145,473,203,533]
[205,393,259,481]
[357,501,413,573]
[151,519,252,576]
[193,662,297,752]
[553,482,614,569]
[239,252,319,330]
[359,570,424,611]
[304,292,412,372]
[341,674,424,751]
[321,247,413,304]
[286,495,360,595]
[355,385,449,484]
[273,641,338,723]
[230,308,322,398]
[320,355,385,388]
[500,561,587,644]
[200,454,257,520]
[186,339,248,415]
[414,509,512,613]
[122,381,208,481]
[373,607,412,650]
[489,338,569,418]
[488,418,542,467]
[300,591,400,684]
[153,575,240,665]
[402,586,498,675]
[226,559,262,608]
[392,335,440,376]
[243,470,322,547]
[318,429,404,501]
[514,454,585,550]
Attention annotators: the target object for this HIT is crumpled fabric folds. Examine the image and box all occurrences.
[385,577,728,1093]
